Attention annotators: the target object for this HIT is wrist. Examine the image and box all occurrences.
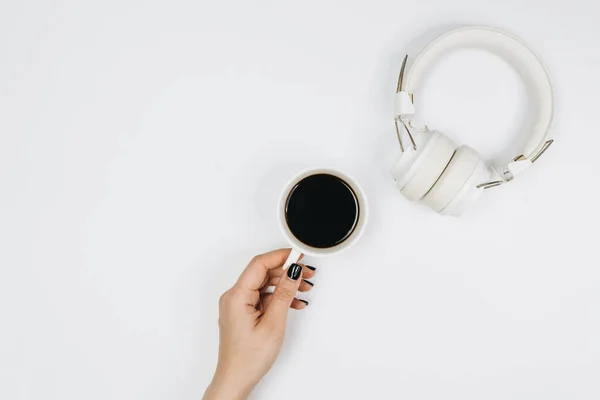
[203,370,255,400]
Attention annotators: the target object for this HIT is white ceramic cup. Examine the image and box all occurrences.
[277,167,369,270]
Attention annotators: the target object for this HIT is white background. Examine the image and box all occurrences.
[1,1,599,399]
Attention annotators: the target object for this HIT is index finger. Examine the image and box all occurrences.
[236,249,304,291]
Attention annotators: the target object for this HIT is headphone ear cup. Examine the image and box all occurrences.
[422,145,486,214]
[442,157,494,216]
[391,131,457,201]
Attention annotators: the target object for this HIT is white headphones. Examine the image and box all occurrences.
[391,26,554,216]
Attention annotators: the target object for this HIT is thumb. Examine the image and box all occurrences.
[262,263,303,330]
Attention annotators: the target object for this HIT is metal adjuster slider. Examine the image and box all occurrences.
[394,55,419,153]
[476,139,554,189]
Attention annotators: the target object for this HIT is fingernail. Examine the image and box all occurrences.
[303,279,314,287]
[299,299,309,306]
[287,263,302,280]
[305,265,316,271]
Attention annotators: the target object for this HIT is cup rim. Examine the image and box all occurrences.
[277,167,368,257]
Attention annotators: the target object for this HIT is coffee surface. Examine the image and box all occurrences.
[285,173,359,249]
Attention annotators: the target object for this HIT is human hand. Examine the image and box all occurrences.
[203,249,316,400]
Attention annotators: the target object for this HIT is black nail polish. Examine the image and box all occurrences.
[303,279,314,286]
[299,299,309,306]
[305,265,316,271]
[287,263,302,280]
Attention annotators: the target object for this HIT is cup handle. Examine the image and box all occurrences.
[282,248,302,270]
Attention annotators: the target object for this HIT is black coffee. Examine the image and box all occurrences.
[284,173,359,249]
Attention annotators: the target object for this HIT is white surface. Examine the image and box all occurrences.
[1,1,599,399]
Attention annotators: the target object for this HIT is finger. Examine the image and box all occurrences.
[291,298,309,310]
[267,263,316,280]
[265,276,314,292]
[260,293,309,311]
[236,249,304,291]
[262,263,303,329]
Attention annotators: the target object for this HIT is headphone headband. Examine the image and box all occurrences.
[394,26,554,187]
